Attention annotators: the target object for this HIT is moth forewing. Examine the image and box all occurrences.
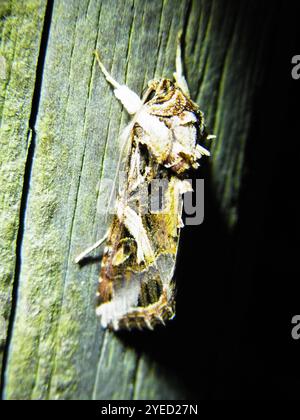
[104,84,158,224]
[76,36,211,330]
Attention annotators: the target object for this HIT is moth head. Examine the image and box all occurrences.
[146,79,175,103]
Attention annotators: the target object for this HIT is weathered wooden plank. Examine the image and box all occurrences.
[2,0,278,400]
[0,0,47,382]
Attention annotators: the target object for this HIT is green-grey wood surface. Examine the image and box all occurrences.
[0,0,47,378]
[0,0,275,400]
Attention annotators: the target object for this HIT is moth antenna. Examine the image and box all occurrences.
[173,30,190,97]
[94,50,121,89]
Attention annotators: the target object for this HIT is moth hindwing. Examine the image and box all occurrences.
[76,35,211,331]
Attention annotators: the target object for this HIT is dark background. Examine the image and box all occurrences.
[120,0,300,400]
[181,0,300,399]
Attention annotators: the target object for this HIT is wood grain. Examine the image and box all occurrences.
[0,0,279,400]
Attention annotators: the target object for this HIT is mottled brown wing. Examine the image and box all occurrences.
[96,162,183,330]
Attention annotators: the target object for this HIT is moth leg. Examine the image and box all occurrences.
[74,233,108,264]
[94,50,142,114]
[173,30,190,97]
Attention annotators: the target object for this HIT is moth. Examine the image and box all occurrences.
[75,33,213,330]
